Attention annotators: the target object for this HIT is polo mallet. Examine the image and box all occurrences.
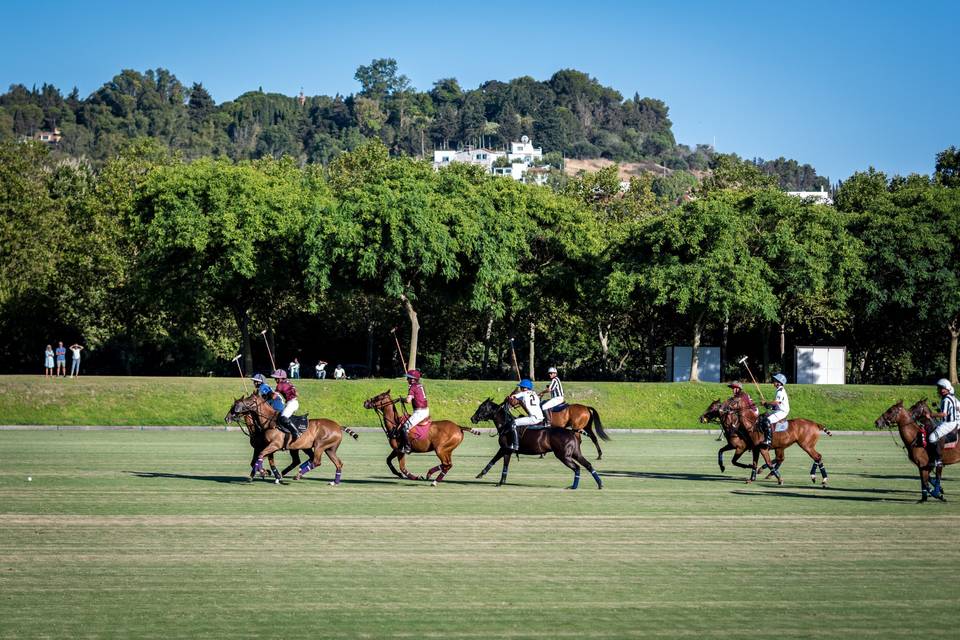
[509,337,521,382]
[231,354,246,395]
[737,355,767,403]
[259,329,277,372]
[390,327,408,373]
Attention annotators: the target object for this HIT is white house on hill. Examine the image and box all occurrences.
[786,187,833,205]
[433,135,547,185]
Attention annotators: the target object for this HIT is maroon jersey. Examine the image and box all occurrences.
[738,391,757,414]
[406,382,428,409]
[276,380,297,402]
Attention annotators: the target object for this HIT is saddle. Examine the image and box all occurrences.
[772,420,789,433]
[944,429,959,450]
[399,415,432,441]
[289,414,309,435]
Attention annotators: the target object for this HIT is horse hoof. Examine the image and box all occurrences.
[274,479,281,485]
[329,481,337,486]
[811,475,816,483]
[719,466,726,473]
[431,480,438,487]
[821,480,828,487]
[475,474,484,479]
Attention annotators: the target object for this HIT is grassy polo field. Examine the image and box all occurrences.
[1,376,958,638]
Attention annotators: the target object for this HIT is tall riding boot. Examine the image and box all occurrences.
[278,415,295,440]
[507,418,519,451]
[399,426,412,454]
[761,417,772,448]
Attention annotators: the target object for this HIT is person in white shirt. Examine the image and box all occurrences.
[760,373,790,447]
[539,367,565,419]
[505,379,545,451]
[333,364,346,380]
[315,360,327,379]
[928,378,960,469]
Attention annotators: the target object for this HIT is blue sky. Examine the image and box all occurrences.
[3,0,957,181]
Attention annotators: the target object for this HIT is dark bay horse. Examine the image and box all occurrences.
[226,403,314,481]
[543,402,610,459]
[362,390,480,485]
[726,396,831,485]
[226,394,358,485]
[700,398,793,475]
[876,400,958,501]
[470,398,602,489]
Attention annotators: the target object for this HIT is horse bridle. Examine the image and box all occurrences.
[366,393,407,436]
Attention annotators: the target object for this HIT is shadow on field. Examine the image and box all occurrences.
[731,488,918,503]
[601,469,742,482]
[127,471,249,484]
[843,472,929,482]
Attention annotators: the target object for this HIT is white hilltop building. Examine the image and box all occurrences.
[786,187,833,205]
[433,135,548,184]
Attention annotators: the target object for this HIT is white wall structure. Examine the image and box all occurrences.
[433,135,547,183]
[665,346,721,382]
[786,188,833,205]
[795,346,846,384]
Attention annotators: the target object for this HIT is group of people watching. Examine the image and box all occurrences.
[43,342,83,378]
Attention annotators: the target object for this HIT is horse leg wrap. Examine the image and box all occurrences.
[570,468,581,490]
[818,463,827,479]
[590,470,603,488]
[333,469,342,485]
[427,465,442,478]
[298,461,314,476]
[499,468,508,484]
[271,467,283,482]
[435,470,448,483]
[253,458,264,474]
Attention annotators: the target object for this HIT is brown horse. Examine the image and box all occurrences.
[543,403,610,459]
[726,396,831,485]
[226,394,358,485]
[700,398,774,472]
[876,400,958,501]
[471,398,603,489]
[362,390,480,485]
[226,403,315,481]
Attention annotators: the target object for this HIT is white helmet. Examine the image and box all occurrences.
[937,378,954,394]
[547,367,558,374]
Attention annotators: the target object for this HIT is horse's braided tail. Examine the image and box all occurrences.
[461,426,482,436]
[819,423,833,437]
[344,427,360,440]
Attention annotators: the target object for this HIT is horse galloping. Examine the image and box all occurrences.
[700,398,774,473]
[226,393,358,485]
[543,402,610,459]
[225,403,314,481]
[362,390,480,485]
[471,398,602,489]
[877,399,959,501]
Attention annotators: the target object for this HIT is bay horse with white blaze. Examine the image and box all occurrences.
[226,393,358,485]
[471,398,603,489]
[362,390,480,485]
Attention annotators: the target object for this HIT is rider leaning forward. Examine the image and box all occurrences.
[251,373,286,412]
[398,369,429,454]
[759,373,790,447]
[929,378,960,469]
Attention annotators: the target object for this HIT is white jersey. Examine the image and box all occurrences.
[511,389,543,420]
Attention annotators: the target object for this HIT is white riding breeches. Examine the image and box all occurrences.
[930,421,960,443]
[281,398,299,419]
[766,411,787,426]
[541,396,565,412]
[402,409,429,431]
[515,414,545,427]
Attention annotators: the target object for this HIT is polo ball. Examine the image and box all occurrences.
[27,477,32,482]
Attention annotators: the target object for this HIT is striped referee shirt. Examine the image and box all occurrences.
[549,377,564,398]
[940,394,960,423]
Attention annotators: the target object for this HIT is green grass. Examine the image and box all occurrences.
[0,375,931,429]
[0,429,957,638]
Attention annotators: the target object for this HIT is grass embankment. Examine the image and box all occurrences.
[0,431,956,638]
[0,374,927,429]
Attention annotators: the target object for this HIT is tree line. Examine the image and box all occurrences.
[0,61,827,188]
[2,136,958,383]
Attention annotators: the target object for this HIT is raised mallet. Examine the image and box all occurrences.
[737,355,767,403]
[390,327,408,373]
[509,337,521,382]
[231,354,246,395]
[259,329,277,372]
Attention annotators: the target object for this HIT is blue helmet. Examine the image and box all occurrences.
[518,379,533,390]
[772,373,787,385]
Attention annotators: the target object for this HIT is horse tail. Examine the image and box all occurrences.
[589,407,611,441]
[460,426,482,436]
[818,423,832,437]
[343,426,360,440]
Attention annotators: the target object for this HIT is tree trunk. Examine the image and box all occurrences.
[481,315,493,378]
[950,320,960,386]
[762,325,770,382]
[690,312,704,382]
[528,321,536,380]
[401,293,419,371]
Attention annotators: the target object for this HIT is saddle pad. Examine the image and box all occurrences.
[550,403,569,412]
[291,415,309,430]
[945,429,959,449]
[774,421,789,433]
[411,420,432,441]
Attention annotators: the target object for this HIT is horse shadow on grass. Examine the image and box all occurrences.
[731,486,919,504]
[127,471,249,484]
[601,469,742,483]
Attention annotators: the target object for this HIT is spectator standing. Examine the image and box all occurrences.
[55,342,66,377]
[289,358,301,379]
[44,345,54,378]
[333,364,346,380]
[315,360,328,379]
[69,343,84,377]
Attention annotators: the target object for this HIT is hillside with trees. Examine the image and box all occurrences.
[0,61,828,185]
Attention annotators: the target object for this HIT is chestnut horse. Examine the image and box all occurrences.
[543,403,610,459]
[471,398,603,489]
[226,394,358,485]
[700,398,776,472]
[876,400,958,501]
[362,390,480,485]
[225,404,314,481]
[726,395,831,485]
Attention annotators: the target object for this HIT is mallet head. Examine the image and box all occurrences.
[738,356,749,365]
